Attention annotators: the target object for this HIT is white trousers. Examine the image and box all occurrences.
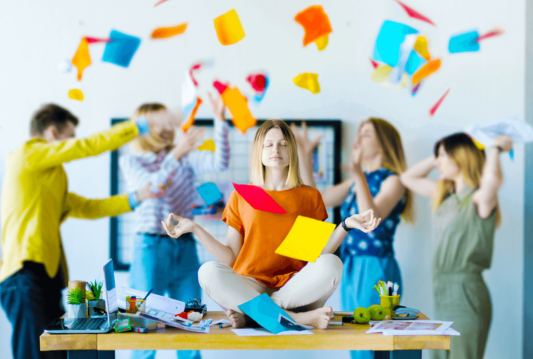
[198,254,343,313]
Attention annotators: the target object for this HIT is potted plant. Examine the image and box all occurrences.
[66,288,87,318]
[86,279,105,317]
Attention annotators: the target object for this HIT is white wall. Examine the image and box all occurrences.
[0,1,524,358]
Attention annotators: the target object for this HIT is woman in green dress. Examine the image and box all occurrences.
[400,133,513,359]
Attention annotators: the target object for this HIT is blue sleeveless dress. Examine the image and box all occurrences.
[340,168,405,359]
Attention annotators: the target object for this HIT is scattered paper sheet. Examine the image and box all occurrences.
[58,59,73,73]
[238,293,297,334]
[411,82,421,96]
[371,64,393,83]
[68,89,84,101]
[231,328,314,336]
[154,0,170,7]
[275,215,336,262]
[198,139,216,152]
[405,50,424,75]
[181,70,202,131]
[465,117,533,145]
[211,319,231,327]
[449,31,480,53]
[294,5,332,47]
[72,38,91,81]
[102,30,141,68]
[384,327,460,336]
[279,314,314,331]
[232,182,287,214]
[213,82,257,133]
[139,312,210,333]
[429,88,450,116]
[197,182,224,207]
[414,36,431,60]
[412,59,441,85]
[189,60,214,87]
[247,73,269,103]
[293,73,320,94]
[182,97,202,132]
[151,23,187,39]
[373,20,418,67]
[314,34,329,51]
[214,9,245,46]
[370,58,379,69]
[394,0,435,26]
[367,320,452,335]
[476,27,505,42]
[85,37,111,43]
[119,287,185,318]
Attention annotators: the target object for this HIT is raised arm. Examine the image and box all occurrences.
[400,156,438,199]
[162,214,242,266]
[473,135,512,218]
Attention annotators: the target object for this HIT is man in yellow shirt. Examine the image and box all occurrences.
[0,103,175,359]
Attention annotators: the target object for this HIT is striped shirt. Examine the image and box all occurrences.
[119,120,230,234]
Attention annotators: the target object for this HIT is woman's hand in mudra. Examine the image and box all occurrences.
[161,213,196,239]
[345,209,381,233]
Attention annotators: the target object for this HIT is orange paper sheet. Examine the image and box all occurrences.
[71,38,91,81]
[295,5,332,47]
[151,23,187,39]
[68,89,84,101]
[414,36,431,61]
[181,97,202,132]
[214,9,245,46]
[293,73,320,94]
[219,86,256,133]
[412,59,441,85]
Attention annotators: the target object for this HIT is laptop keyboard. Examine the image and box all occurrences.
[70,318,106,330]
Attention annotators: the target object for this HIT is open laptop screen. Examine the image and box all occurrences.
[103,259,118,319]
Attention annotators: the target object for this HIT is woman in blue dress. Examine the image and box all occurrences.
[293,118,414,359]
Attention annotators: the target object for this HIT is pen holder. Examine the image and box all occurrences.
[126,299,146,314]
[380,295,400,319]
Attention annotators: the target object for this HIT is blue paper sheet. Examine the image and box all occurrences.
[102,30,141,67]
[238,293,295,334]
[373,20,418,67]
[448,31,480,53]
[197,182,223,207]
[405,50,424,75]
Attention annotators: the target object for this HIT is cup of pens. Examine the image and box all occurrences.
[126,296,146,314]
[374,281,400,319]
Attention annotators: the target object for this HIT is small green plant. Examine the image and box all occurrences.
[67,288,85,305]
[87,279,103,301]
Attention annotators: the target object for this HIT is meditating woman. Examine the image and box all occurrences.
[162,119,380,329]
[400,133,512,359]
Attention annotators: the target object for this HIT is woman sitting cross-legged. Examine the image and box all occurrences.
[162,120,380,329]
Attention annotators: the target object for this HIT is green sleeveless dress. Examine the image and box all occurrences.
[431,186,496,359]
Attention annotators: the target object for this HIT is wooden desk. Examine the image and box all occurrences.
[41,311,450,359]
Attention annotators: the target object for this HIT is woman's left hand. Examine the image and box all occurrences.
[344,209,381,233]
[207,91,226,122]
[161,213,196,239]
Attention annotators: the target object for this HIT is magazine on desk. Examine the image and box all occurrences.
[367,320,453,335]
[118,287,185,320]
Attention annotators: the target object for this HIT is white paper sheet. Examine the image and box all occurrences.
[231,328,314,336]
[211,319,231,327]
[367,320,452,335]
[466,116,533,145]
[383,327,460,336]
[118,287,185,319]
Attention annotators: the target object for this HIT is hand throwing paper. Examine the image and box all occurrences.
[275,216,336,262]
[465,117,533,145]
[232,183,286,214]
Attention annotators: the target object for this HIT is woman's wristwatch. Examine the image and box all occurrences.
[341,217,350,232]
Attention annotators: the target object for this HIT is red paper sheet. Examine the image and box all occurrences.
[395,0,435,26]
[370,58,379,69]
[476,28,505,42]
[85,37,111,43]
[154,0,170,7]
[232,183,287,214]
[429,88,450,117]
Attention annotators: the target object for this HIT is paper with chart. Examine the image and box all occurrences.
[119,287,185,319]
[465,117,533,145]
[367,320,452,335]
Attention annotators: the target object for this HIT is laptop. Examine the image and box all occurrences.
[45,259,119,334]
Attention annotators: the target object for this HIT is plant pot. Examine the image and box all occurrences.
[88,299,106,317]
[67,303,87,318]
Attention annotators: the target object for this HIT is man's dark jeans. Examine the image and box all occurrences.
[0,262,66,359]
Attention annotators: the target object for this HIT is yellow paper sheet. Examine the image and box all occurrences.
[198,139,216,152]
[293,73,320,94]
[275,216,336,262]
[371,64,393,83]
[214,9,245,45]
[68,89,84,101]
[314,34,329,51]
[414,36,431,61]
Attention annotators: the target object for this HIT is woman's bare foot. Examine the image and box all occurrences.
[227,309,247,328]
[287,306,333,329]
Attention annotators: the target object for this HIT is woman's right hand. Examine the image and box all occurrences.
[291,121,322,156]
[493,135,513,153]
[161,213,196,239]
[171,126,206,160]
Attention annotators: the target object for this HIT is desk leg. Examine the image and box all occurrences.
[374,350,421,359]
[67,350,115,359]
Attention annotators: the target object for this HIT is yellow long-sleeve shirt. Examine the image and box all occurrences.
[0,120,140,285]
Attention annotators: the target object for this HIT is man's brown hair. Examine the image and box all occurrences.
[30,104,79,136]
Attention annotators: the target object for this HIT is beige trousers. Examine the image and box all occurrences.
[198,254,343,313]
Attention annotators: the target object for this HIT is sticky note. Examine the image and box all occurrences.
[371,64,393,83]
[405,50,424,75]
[275,216,336,262]
[412,59,441,85]
[198,139,215,152]
[414,36,431,60]
[238,294,295,334]
[448,31,480,53]
[373,20,418,67]
[197,182,224,207]
[181,97,202,132]
[214,9,245,46]
[102,30,141,68]
[232,183,286,214]
[394,0,435,26]
[293,73,320,94]
[314,34,329,51]
[151,23,187,39]
[214,83,257,133]
[429,88,450,117]
[72,38,91,81]
[68,89,84,101]
[294,5,332,47]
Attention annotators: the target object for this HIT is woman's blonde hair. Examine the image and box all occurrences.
[250,120,304,188]
[364,118,414,223]
[432,133,500,225]
[131,103,175,154]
